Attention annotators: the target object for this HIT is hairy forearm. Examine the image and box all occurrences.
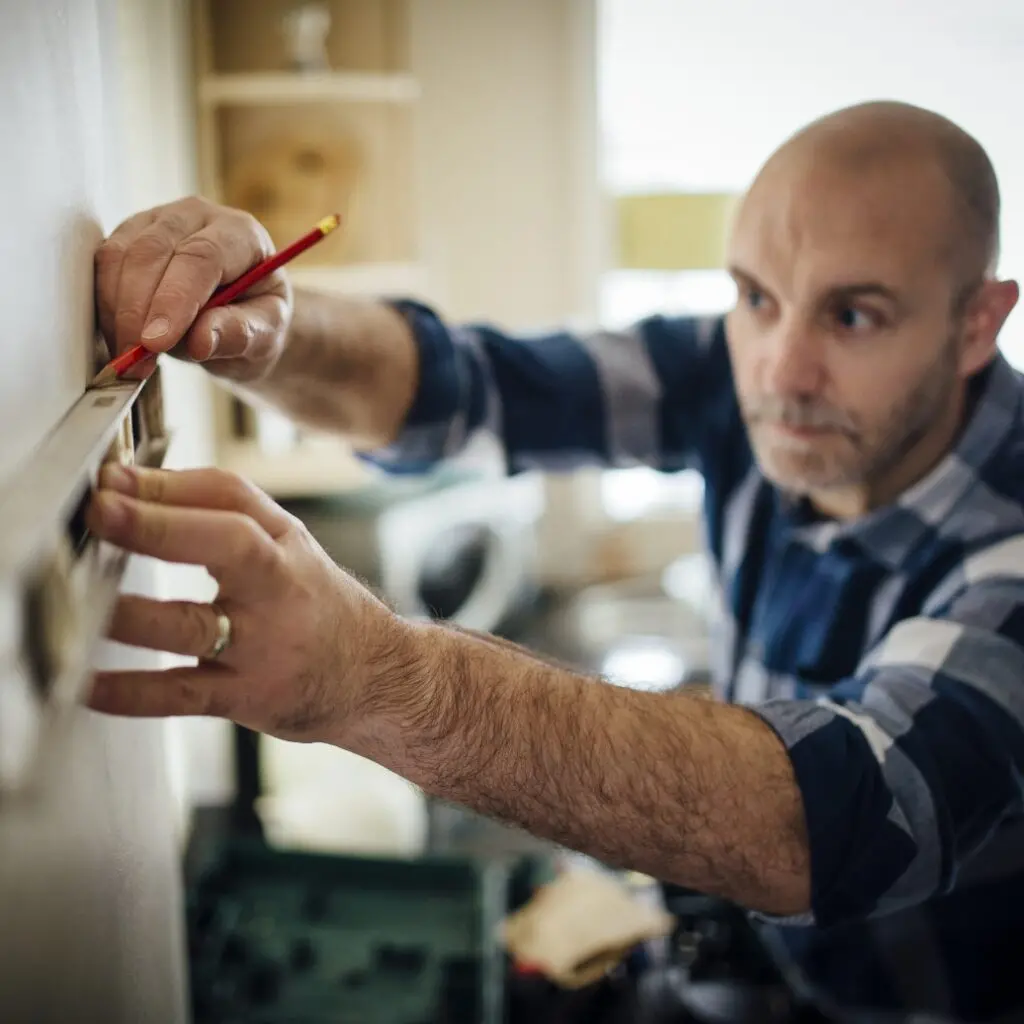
[242,288,418,446]
[354,621,812,916]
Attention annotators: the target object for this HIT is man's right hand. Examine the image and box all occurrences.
[95,196,294,382]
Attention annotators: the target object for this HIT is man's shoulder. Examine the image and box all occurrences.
[980,361,1024,491]
[927,356,1024,543]
[916,369,1024,615]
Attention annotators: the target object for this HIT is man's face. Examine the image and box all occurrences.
[724,156,970,510]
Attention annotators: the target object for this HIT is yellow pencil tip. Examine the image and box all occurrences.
[318,213,342,235]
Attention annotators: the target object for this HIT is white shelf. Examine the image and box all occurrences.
[199,71,421,106]
[288,262,431,298]
[216,439,374,499]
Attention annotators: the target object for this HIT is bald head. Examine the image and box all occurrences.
[755,101,1000,289]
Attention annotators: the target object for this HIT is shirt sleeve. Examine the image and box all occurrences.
[363,298,733,475]
[751,536,1024,929]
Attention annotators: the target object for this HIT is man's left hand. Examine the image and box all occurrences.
[86,464,408,743]
[85,468,812,915]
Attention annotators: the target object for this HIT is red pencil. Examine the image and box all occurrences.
[93,213,342,386]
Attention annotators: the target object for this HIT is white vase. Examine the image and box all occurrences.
[281,3,332,73]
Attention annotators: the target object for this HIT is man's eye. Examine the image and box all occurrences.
[836,307,875,331]
[745,289,765,310]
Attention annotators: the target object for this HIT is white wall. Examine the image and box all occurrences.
[599,0,1024,358]
[0,2,190,1019]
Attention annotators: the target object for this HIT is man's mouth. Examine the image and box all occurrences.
[757,420,853,447]
[768,421,837,438]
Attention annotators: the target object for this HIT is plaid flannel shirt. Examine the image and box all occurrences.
[371,301,1024,1021]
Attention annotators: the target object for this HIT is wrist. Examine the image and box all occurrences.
[340,616,456,760]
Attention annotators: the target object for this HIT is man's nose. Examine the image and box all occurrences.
[763,324,825,396]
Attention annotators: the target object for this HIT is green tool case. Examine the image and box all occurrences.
[186,839,510,1024]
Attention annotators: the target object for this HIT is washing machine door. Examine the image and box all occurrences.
[377,476,542,634]
[415,521,494,621]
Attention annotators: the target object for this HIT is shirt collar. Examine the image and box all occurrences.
[787,353,1022,570]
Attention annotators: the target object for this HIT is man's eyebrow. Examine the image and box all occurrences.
[727,265,766,290]
[827,282,901,303]
[727,265,900,305]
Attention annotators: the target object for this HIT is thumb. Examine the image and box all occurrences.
[182,296,289,372]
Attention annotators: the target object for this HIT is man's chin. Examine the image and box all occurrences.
[753,446,856,495]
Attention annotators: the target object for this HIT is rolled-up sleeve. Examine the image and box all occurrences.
[752,547,1024,929]
[365,299,731,475]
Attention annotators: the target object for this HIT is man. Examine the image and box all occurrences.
[88,101,1024,1019]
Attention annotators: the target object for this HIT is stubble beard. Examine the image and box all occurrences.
[746,335,960,498]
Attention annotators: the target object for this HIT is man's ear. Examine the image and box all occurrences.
[959,279,1020,376]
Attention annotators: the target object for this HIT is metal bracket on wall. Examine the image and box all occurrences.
[0,365,169,798]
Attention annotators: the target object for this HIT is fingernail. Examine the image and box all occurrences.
[101,463,136,495]
[142,316,169,340]
[194,326,219,361]
[96,492,128,529]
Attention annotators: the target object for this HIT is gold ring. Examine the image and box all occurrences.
[205,606,232,661]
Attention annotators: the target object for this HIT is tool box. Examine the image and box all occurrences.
[186,837,511,1024]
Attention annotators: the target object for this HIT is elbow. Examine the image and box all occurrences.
[661,826,812,919]
[657,850,811,919]
[741,832,813,918]
[753,864,812,918]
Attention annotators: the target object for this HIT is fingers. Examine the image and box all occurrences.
[181,289,291,368]
[87,666,233,718]
[99,464,295,539]
[87,490,285,591]
[95,209,157,347]
[108,594,232,659]
[108,200,210,354]
[138,216,275,354]
[95,198,275,356]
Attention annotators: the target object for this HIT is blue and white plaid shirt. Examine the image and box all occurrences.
[374,301,1024,1021]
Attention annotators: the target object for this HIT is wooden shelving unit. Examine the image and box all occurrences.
[199,70,421,105]
[189,0,603,527]
[191,0,424,497]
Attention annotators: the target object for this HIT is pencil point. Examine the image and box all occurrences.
[90,364,118,388]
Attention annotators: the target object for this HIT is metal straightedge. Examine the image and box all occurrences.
[0,365,169,797]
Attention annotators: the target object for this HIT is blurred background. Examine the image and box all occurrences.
[118,0,1024,860]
